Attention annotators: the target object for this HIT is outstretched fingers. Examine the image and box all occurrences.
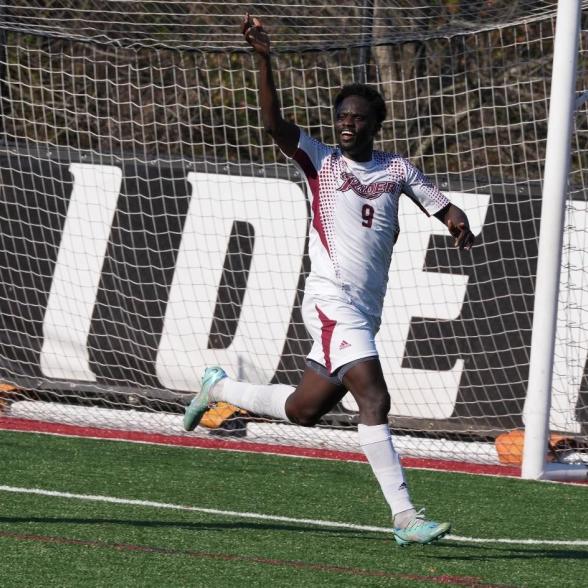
[242,13,263,36]
[242,13,253,35]
[242,13,269,53]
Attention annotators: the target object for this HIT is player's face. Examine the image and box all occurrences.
[335,95,380,161]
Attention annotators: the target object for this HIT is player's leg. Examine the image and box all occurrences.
[341,356,389,425]
[342,358,414,519]
[183,363,346,431]
[342,358,451,545]
[184,293,349,431]
[285,362,347,426]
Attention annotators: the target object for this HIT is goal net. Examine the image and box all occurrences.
[1,1,587,467]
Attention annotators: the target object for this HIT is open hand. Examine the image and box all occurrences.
[447,219,475,250]
[242,13,270,56]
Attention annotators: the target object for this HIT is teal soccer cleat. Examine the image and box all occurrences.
[183,367,227,431]
[393,510,451,546]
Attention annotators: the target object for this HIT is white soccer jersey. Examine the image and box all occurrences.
[293,130,450,320]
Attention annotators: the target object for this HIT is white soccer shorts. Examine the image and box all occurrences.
[302,291,380,376]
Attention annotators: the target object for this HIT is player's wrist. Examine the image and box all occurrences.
[255,48,272,60]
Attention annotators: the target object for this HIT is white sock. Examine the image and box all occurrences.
[358,423,415,525]
[209,378,292,422]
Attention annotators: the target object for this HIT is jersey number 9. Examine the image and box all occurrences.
[362,204,374,228]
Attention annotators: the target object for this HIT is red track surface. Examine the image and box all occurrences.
[0,416,522,477]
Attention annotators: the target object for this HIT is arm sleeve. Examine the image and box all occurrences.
[401,159,450,216]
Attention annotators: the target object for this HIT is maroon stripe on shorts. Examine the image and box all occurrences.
[316,304,337,373]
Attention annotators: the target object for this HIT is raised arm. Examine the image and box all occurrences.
[434,203,475,250]
[242,13,300,157]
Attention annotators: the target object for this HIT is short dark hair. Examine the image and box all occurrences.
[334,83,387,126]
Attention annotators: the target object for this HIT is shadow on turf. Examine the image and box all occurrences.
[424,543,588,561]
[5,517,585,560]
[0,515,389,541]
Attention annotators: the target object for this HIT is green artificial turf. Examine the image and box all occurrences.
[0,430,586,587]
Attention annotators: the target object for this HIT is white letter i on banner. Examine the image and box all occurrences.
[40,163,121,381]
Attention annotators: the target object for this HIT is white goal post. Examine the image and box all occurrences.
[523,0,587,481]
[0,1,587,478]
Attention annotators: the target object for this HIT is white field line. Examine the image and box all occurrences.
[1,485,587,547]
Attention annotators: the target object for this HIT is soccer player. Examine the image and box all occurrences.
[184,14,475,546]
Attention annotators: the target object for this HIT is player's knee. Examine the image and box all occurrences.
[356,386,390,419]
[293,415,321,427]
[376,390,391,414]
[285,404,321,427]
